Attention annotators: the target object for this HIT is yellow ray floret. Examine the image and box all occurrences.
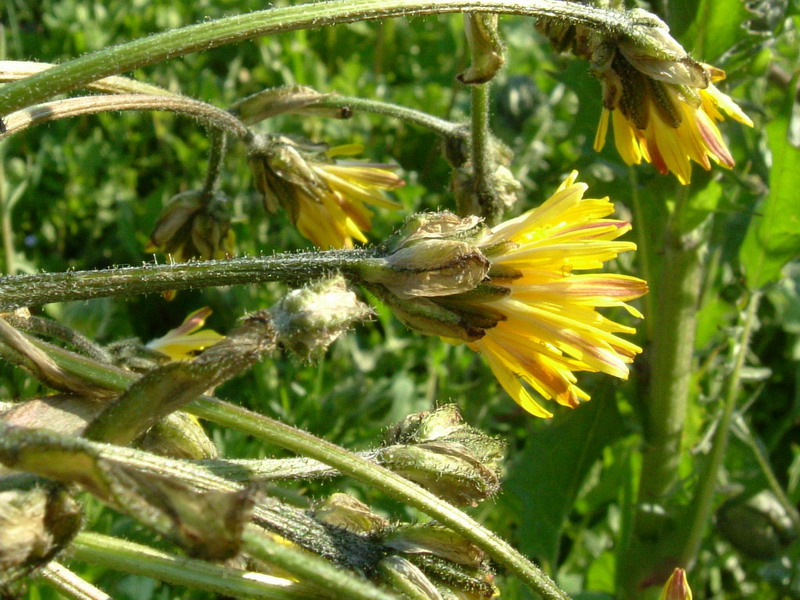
[468,171,647,416]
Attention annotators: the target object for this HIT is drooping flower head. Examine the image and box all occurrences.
[539,12,752,184]
[365,173,647,417]
[249,135,404,249]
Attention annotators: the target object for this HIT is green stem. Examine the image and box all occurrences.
[15,335,571,599]
[0,60,176,96]
[0,0,653,120]
[679,291,763,567]
[0,94,250,141]
[69,532,320,600]
[307,95,464,139]
[628,166,654,339]
[37,562,114,600]
[0,142,13,275]
[189,397,572,600]
[469,81,502,223]
[636,232,702,507]
[0,250,372,309]
[621,188,704,595]
[202,129,228,195]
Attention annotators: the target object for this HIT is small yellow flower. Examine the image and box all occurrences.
[146,307,224,361]
[660,568,692,600]
[249,136,404,249]
[465,172,647,416]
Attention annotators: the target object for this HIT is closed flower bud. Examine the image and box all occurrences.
[364,240,489,299]
[0,487,82,583]
[458,13,505,84]
[378,555,444,600]
[147,190,234,262]
[379,405,505,506]
[314,493,389,534]
[660,568,692,600]
[272,276,373,360]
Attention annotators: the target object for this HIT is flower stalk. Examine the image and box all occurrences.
[0,250,374,310]
[69,532,318,600]
[0,0,670,120]
[0,94,250,142]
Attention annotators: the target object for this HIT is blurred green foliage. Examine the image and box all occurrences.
[2,0,799,599]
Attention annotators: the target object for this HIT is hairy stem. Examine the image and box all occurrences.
[0,250,373,309]
[307,95,464,139]
[8,335,571,600]
[0,94,250,141]
[0,0,655,120]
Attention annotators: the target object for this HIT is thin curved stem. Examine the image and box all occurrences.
[0,0,650,120]
[0,94,250,141]
[307,94,464,139]
[0,60,175,96]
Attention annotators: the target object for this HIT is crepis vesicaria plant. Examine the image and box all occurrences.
[0,0,759,599]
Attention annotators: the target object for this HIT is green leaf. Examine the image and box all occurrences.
[502,390,624,566]
[740,83,800,290]
[679,0,751,62]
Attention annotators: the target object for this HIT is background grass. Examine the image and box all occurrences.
[2,0,799,598]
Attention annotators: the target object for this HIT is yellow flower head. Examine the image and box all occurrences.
[538,13,752,184]
[593,51,753,184]
[249,136,404,249]
[146,307,224,362]
[369,173,647,417]
[466,172,647,416]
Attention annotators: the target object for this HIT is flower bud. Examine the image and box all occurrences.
[147,190,234,262]
[385,524,485,568]
[314,493,389,534]
[659,568,692,600]
[272,276,373,360]
[364,240,489,300]
[716,490,798,560]
[458,14,504,84]
[379,405,505,506]
[378,556,444,600]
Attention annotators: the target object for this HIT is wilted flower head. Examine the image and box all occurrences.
[146,307,224,362]
[147,190,235,262]
[365,172,647,417]
[540,13,752,184]
[249,135,404,249]
[660,568,692,600]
